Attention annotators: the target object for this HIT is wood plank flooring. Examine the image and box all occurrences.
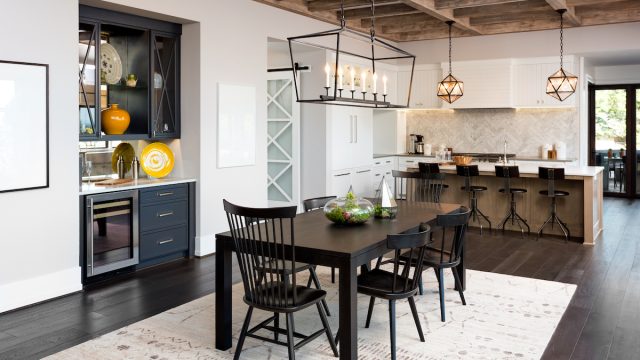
[0,198,638,359]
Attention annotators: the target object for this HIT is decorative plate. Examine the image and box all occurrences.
[111,142,135,173]
[141,142,174,178]
[100,43,122,85]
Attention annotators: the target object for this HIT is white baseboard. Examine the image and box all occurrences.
[195,233,216,256]
[0,266,82,314]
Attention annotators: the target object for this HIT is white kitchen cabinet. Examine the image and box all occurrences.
[328,106,373,171]
[372,110,406,155]
[330,169,353,196]
[396,66,442,109]
[513,56,577,108]
[397,156,432,171]
[352,166,373,197]
[441,59,514,109]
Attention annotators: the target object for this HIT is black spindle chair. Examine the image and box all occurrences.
[392,170,441,202]
[303,196,338,284]
[223,200,338,360]
[359,227,431,360]
[400,207,471,322]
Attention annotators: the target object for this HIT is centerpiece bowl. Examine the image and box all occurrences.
[323,190,373,225]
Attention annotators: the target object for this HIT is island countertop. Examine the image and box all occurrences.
[80,177,196,195]
[435,163,603,179]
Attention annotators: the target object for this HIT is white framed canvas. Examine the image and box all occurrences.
[0,60,49,193]
[217,83,256,168]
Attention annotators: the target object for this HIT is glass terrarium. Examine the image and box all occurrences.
[323,187,373,225]
[374,176,398,219]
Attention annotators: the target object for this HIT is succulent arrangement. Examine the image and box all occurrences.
[323,190,373,225]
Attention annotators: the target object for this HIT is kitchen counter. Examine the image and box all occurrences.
[375,153,577,163]
[436,163,602,179]
[80,177,196,195]
[374,153,435,159]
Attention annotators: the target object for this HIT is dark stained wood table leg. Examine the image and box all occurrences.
[338,258,358,360]
[215,236,232,350]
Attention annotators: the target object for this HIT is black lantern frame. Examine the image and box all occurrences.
[287,2,415,108]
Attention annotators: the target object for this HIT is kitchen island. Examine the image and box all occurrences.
[413,163,604,245]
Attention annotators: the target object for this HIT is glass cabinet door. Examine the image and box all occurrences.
[150,31,180,138]
[79,21,100,139]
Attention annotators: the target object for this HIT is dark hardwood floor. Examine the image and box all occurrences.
[0,198,638,359]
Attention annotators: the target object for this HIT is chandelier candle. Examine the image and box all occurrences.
[337,66,344,90]
[324,63,331,88]
[383,74,388,95]
[361,70,367,93]
[372,73,378,94]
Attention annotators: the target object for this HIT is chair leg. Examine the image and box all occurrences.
[317,302,339,357]
[451,268,466,305]
[331,267,336,283]
[418,276,424,295]
[536,212,554,241]
[408,296,425,342]
[365,296,376,328]
[274,312,279,341]
[234,306,254,360]
[286,313,296,360]
[389,300,397,360]
[437,268,446,322]
[309,266,331,316]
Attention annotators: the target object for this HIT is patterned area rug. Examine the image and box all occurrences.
[48,268,575,359]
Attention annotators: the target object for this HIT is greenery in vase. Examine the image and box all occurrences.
[324,191,371,224]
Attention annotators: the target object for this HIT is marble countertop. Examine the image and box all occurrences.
[435,163,603,178]
[80,177,196,195]
[374,153,577,162]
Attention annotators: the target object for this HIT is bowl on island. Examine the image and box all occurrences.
[453,155,473,165]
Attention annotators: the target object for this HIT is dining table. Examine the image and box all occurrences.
[215,200,463,359]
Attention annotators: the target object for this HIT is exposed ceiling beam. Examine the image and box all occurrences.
[470,9,558,26]
[567,0,627,5]
[361,13,437,27]
[379,17,447,33]
[400,0,483,34]
[453,0,550,17]
[435,0,527,9]
[306,0,400,11]
[545,0,581,26]
[343,3,420,19]
[394,27,474,41]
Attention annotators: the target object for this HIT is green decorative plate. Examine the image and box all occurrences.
[111,142,135,173]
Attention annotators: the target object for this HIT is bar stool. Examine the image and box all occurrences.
[456,165,491,234]
[418,162,449,189]
[495,165,530,236]
[537,167,571,243]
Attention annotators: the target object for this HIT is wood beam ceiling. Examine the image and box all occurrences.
[255,0,640,42]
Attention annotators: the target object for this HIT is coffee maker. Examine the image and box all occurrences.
[414,134,424,154]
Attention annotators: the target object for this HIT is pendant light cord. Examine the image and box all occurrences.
[340,0,346,28]
[370,0,376,42]
[446,21,454,75]
[559,9,566,69]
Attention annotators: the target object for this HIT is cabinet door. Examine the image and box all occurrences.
[352,167,372,197]
[331,170,352,196]
[150,31,180,139]
[514,64,540,107]
[329,106,354,171]
[423,69,442,109]
[411,70,429,108]
[79,21,101,139]
[351,107,373,168]
[396,71,411,107]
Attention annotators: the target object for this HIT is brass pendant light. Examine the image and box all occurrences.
[437,21,463,104]
[546,9,578,101]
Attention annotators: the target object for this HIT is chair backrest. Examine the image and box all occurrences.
[223,199,299,308]
[384,227,431,295]
[422,173,445,203]
[495,165,520,193]
[456,165,479,192]
[432,207,471,267]
[392,170,422,201]
[303,196,336,212]
[418,162,440,174]
[539,167,564,196]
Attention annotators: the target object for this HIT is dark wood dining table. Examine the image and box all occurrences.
[215,201,463,359]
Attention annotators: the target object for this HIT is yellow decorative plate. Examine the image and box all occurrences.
[141,142,174,178]
[111,142,136,173]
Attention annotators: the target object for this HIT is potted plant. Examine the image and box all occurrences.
[620,148,625,157]
[608,148,613,158]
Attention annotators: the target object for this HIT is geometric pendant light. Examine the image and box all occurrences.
[546,9,578,101]
[437,21,464,104]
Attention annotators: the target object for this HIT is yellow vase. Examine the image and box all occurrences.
[101,104,130,135]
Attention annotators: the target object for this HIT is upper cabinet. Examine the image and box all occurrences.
[513,56,577,108]
[78,6,181,141]
[441,59,514,109]
[397,65,441,109]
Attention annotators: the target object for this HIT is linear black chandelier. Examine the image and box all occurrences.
[546,9,578,101]
[287,0,416,108]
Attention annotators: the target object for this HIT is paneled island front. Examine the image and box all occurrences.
[414,163,604,245]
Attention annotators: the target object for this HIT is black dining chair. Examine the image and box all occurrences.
[223,200,339,360]
[418,162,449,190]
[400,207,471,322]
[359,227,431,360]
[303,196,337,284]
[392,170,442,203]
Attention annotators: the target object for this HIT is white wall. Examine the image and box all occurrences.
[0,0,79,313]
[594,64,640,85]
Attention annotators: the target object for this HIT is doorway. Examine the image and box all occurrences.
[589,84,640,197]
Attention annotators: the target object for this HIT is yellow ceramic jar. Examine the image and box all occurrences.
[101,104,130,135]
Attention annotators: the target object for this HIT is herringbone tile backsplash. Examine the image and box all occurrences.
[405,108,578,158]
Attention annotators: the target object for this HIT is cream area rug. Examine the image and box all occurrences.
[48,268,576,360]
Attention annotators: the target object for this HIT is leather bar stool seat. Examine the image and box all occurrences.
[539,190,570,197]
